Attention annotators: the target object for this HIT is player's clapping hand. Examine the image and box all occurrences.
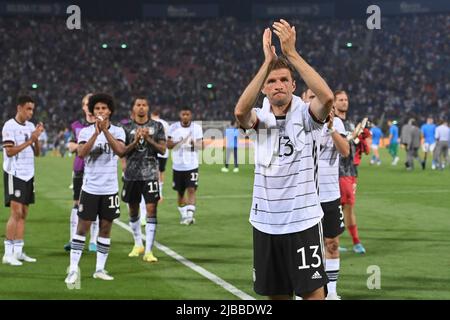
[262,28,277,64]
[142,127,150,138]
[327,107,335,130]
[31,122,45,142]
[96,116,109,132]
[272,19,296,57]
[134,128,143,143]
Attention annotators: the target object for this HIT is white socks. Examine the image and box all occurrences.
[96,237,111,272]
[326,258,340,294]
[4,240,14,257]
[90,217,99,245]
[145,217,157,253]
[70,234,86,273]
[70,207,78,241]
[130,217,143,247]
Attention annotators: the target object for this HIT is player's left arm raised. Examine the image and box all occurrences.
[31,122,44,157]
[273,19,333,121]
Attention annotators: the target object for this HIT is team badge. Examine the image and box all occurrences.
[122,189,126,197]
[14,190,21,198]
[78,204,83,212]
[149,127,155,135]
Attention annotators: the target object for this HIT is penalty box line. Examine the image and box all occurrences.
[113,219,255,300]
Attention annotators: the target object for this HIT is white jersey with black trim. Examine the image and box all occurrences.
[250,103,324,235]
[318,117,346,203]
[155,118,170,158]
[2,118,36,181]
[168,121,203,171]
[78,124,125,195]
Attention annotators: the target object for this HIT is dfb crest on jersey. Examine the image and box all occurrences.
[148,127,155,135]
[14,190,21,198]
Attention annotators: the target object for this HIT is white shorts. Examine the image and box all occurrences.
[371,144,379,150]
[422,143,436,153]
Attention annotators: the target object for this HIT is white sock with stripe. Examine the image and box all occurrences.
[70,235,85,273]
[96,237,111,272]
[145,217,157,253]
[326,258,340,295]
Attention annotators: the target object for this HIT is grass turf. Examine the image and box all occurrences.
[0,148,449,299]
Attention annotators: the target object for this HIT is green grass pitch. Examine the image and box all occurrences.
[0,149,449,299]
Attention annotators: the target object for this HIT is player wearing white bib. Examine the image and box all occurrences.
[167,106,203,225]
[303,89,349,300]
[65,93,126,284]
[235,20,334,300]
[2,96,44,266]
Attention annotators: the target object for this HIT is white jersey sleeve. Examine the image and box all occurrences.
[2,121,16,146]
[334,117,346,135]
[113,126,126,143]
[78,126,92,144]
[194,123,203,141]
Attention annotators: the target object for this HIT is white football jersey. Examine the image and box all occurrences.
[2,118,36,181]
[168,122,203,171]
[318,117,346,203]
[78,124,125,195]
[155,118,170,158]
[250,103,324,235]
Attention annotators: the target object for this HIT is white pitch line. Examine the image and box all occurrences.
[113,219,255,300]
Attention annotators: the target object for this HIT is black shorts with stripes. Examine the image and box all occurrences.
[3,172,35,207]
[253,222,328,297]
[78,190,120,222]
[321,198,345,238]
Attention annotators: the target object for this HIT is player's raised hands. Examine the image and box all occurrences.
[97,116,109,132]
[272,19,296,57]
[31,122,45,142]
[327,107,335,130]
[263,28,277,64]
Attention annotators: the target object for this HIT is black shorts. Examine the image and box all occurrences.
[253,222,328,297]
[321,198,345,238]
[3,172,35,207]
[172,169,198,194]
[158,157,167,173]
[121,179,160,204]
[72,171,84,201]
[78,190,120,222]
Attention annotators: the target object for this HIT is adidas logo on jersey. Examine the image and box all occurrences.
[311,271,322,280]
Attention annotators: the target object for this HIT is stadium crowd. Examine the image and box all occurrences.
[0,14,448,142]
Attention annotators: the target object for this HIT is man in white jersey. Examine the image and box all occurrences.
[2,95,44,266]
[65,93,126,284]
[167,106,203,225]
[235,20,334,300]
[303,89,349,300]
